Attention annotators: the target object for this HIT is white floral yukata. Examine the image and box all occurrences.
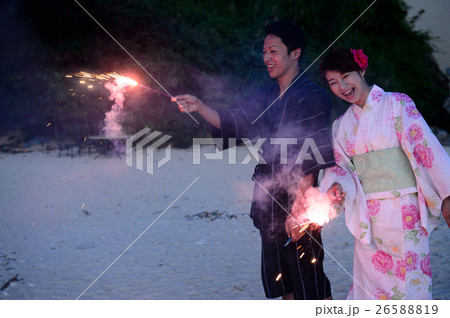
[320,85,450,300]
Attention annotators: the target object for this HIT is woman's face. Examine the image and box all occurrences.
[325,70,370,107]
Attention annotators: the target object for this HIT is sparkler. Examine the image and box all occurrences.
[68,71,172,99]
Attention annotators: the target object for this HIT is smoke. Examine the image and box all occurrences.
[102,79,130,138]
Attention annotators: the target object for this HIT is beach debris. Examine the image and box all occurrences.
[185,210,238,221]
[0,273,20,291]
[82,209,90,216]
[195,239,206,246]
[233,285,244,291]
[77,243,96,250]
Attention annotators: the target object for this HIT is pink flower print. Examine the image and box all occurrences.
[367,199,381,218]
[406,104,421,119]
[371,90,383,102]
[395,259,407,281]
[393,92,413,103]
[417,226,429,238]
[333,150,343,164]
[396,131,402,143]
[405,251,419,271]
[330,166,347,176]
[374,289,392,300]
[372,250,393,274]
[345,140,356,156]
[421,254,432,277]
[413,144,434,168]
[402,204,420,230]
[418,190,426,204]
[406,124,423,144]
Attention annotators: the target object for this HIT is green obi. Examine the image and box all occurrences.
[352,147,416,194]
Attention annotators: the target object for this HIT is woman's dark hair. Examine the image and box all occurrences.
[319,47,363,83]
[265,20,306,57]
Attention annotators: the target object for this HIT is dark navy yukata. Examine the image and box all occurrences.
[210,73,335,299]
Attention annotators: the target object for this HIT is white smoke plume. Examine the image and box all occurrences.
[102,79,130,138]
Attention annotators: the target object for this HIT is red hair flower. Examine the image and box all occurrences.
[351,48,368,70]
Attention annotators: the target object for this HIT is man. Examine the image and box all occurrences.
[173,20,335,300]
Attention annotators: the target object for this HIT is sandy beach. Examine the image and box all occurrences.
[1,146,449,300]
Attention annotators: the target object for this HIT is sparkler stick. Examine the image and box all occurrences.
[138,84,172,98]
[68,71,173,99]
[284,220,313,246]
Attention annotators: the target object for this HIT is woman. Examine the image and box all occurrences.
[319,47,450,300]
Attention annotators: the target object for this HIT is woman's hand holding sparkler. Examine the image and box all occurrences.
[442,196,450,229]
[171,94,221,129]
[327,182,346,208]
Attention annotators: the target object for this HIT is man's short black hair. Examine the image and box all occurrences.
[264,20,306,55]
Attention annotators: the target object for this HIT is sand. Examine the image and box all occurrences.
[0,146,449,300]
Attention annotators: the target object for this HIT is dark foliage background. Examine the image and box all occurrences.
[1,0,448,147]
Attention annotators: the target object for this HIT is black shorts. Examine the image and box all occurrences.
[260,229,331,299]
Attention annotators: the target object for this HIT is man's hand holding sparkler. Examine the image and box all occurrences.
[171,94,221,129]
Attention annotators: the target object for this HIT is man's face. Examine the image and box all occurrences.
[263,34,299,81]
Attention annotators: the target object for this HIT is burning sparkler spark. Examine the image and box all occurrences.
[67,71,173,99]
[275,273,282,282]
[311,258,317,264]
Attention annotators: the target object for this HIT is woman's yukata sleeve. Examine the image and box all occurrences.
[391,93,450,234]
[319,117,372,243]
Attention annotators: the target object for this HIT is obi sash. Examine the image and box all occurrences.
[352,147,416,194]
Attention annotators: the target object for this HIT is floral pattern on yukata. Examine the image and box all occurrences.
[319,85,450,300]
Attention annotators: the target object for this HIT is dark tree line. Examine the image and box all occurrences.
[1,0,448,147]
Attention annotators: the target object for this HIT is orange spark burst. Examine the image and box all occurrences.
[311,258,317,264]
[71,71,138,87]
[275,273,282,282]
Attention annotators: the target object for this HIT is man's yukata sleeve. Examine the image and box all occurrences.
[209,91,265,150]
